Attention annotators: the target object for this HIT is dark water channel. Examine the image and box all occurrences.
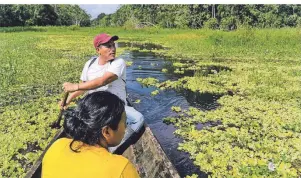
[118,42,220,177]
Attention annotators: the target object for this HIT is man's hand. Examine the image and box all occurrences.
[59,99,70,110]
[63,82,78,92]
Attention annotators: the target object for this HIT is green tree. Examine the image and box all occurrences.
[99,15,112,27]
[55,5,73,25]
[0,5,14,26]
[34,5,58,26]
[204,18,219,29]
[92,13,106,26]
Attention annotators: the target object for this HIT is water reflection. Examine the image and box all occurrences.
[120,48,212,177]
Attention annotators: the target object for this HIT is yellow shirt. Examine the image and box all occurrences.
[42,138,140,178]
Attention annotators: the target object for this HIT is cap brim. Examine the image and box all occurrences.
[111,35,119,41]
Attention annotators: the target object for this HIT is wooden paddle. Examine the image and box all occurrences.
[50,92,69,128]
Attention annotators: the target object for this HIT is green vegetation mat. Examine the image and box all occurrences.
[1,26,301,177]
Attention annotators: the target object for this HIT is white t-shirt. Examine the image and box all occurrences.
[80,57,127,103]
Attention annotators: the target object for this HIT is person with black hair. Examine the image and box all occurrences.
[61,33,144,152]
[42,91,139,178]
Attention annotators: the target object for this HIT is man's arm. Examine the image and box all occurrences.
[66,90,86,103]
[63,72,118,92]
[60,81,86,109]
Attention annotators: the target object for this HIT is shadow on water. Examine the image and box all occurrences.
[195,121,222,130]
[117,42,170,50]
[119,43,221,177]
[179,90,222,111]
[11,142,41,171]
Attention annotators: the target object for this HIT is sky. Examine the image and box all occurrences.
[79,4,120,19]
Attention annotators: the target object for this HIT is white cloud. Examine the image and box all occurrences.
[79,4,120,19]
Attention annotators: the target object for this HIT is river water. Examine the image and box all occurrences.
[118,42,220,177]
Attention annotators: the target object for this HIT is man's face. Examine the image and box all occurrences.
[97,40,116,61]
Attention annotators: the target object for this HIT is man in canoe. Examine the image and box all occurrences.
[43,91,140,178]
[61,33,144,152]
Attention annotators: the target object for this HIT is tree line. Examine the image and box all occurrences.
[1,5,301,30]
[92,5,301,30]
[0,5,91,27]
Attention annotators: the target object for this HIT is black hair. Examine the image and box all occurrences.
[63,91,125,152]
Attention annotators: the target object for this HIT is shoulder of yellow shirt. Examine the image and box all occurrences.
[46,138,131,169]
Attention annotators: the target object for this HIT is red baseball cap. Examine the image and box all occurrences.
[93,33,119,48]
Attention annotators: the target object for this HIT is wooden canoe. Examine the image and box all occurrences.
[25,124,180,178]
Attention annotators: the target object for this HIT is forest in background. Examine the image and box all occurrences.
[0,5,91,27]
[1,5,301,30]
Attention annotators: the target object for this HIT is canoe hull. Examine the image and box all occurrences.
[123,127,180,178]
